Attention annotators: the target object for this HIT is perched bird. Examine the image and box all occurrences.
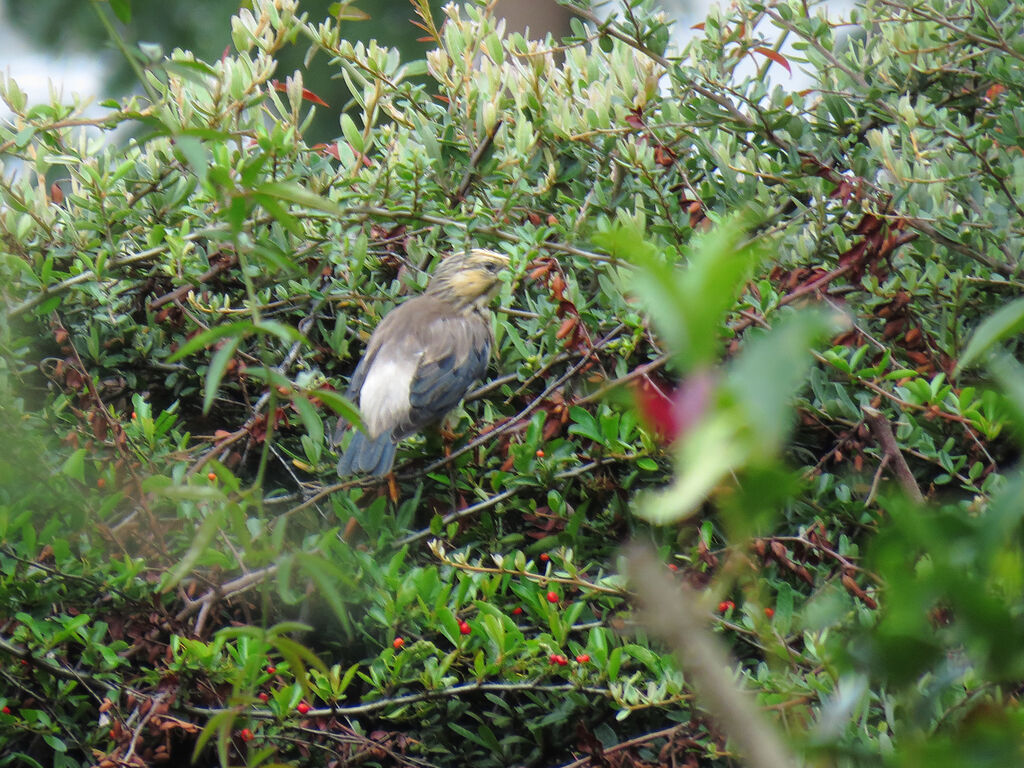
[336,248,510,476]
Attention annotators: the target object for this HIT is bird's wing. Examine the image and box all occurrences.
[404,311,491,435]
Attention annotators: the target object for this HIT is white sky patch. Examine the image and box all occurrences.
[662,0,859,92]
[0,0,105,122]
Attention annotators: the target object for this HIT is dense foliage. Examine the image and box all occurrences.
[2,0,1024,766]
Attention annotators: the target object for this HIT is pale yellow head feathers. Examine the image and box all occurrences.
[425,249,510,309]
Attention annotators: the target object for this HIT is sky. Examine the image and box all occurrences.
[0,0,105,121]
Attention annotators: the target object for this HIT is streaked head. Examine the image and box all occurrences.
[426,249,510,308]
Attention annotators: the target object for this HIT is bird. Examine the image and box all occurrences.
[335,248,510,476]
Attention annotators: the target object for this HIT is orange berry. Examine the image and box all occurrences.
[539,553,550,562]
[207,472,217,481]
[765,607,774,618]
[96,478,106,489]
[393,637,405,649]
[536,449,545,458]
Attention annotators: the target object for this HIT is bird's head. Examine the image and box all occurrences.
[426,249,510,310]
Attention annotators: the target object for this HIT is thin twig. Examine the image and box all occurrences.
[188,680,613,719]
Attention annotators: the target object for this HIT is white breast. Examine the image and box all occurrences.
[359,356,420,438]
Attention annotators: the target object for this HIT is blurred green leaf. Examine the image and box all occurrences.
[956,298,1024,374]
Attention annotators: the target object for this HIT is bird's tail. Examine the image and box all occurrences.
[336,430,396,476]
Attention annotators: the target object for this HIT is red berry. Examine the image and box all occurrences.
[131,412,137,420]
[239,728,255,742]
[393,637,405,649]
[546,590,559,603]
[549,653,559,665]
[265,666,276,674]
[458,620,471,635]
[511,606,523,615]
[764,607,774,618]
[555,654,568,666]
[1,706,10,714]
[536,449,545,458]
[718,601,730,613]
[667,563,679,572]
[727,601,736,611]
[96,478,106,489]
[296,701,311,715]
[539,553,550,562]
[575,654,590,663]
[257,692,269,702]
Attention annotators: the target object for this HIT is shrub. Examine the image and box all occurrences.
[2,0,1024,766]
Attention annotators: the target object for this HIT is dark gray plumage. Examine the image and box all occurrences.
[336,249,509,476]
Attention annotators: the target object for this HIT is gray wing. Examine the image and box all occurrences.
[396,307,492,439]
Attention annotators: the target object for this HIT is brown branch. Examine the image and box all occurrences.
[451,119,503,203]
[148,253,238,310]
[175,565,279,625]
[861,405,924,503]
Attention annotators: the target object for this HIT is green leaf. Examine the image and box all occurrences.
[568,406,605,444]
[158,506,225,592]
[290,393,325,451]
[172,134,211,185]
[294,553,354,636]
[636,411,747,524]
[254,319,306,345]
[192,709,236,766]
[728,310,835,456]
[774,582,794,636]
[255,182,346,217]
[166,321,253,362]
[988,353,1024,440]
[61,448,88,483]
[340,113,363,154]
[596,212,765,369]
[203,336,241,414]
[956,297,1024,374]
[315,388,363,432]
